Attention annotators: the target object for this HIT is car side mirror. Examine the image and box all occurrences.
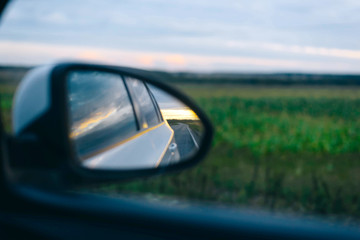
[9,62,213,187]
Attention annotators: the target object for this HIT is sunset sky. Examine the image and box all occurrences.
[1,0,360,73]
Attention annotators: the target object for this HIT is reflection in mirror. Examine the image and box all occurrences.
[148,84,203,163]
[66,70,204,170]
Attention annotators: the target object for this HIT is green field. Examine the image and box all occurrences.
[0,84,16,132]
[1,83,360,222]
[98,85,360,222]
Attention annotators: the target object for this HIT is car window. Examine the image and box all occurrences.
[1,0,360,226]
[124,77,161,129]
[67,71,138,159]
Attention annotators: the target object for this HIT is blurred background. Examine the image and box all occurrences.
[1,0,360,224]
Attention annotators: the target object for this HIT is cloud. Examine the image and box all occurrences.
[226,41,360,59]
[0,0,359,73]
[41,12,70,24]
[164,55,186,66]
[0,40,358,73]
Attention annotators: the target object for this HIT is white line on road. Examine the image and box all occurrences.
[186,126,199,149]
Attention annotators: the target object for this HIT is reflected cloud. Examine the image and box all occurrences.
[70,108,117,138]
[161,108,199,121]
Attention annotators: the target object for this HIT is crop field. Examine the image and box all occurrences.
[100,84,360,222]
[1,81,360,222]
[0,84,16,132]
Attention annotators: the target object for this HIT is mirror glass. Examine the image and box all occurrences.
[66,70,204,170]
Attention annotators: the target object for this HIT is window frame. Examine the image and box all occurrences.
[123,76,163,131]
[145,82,164,123]
[120,75,141,131]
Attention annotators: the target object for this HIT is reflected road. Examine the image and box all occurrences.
[170,123,200,159]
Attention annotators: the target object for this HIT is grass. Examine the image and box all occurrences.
[198,98,360,155]
[101,85,360,222]
[2,82,360,222]
[0,84,16,132]
[178,84,360,99]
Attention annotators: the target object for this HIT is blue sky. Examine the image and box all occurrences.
[1,0,360,73]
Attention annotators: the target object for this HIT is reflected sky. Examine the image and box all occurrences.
[67,71,140,158]
[148,84,184,109]
[68,71,136,139]
[160,108,199,120]
[70,108,117,138]
[148,84,199,121]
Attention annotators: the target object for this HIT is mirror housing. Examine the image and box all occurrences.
[9,62,213,187]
